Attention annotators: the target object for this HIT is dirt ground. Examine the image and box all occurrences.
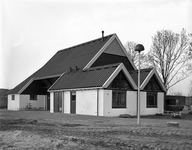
[0,110,192,150]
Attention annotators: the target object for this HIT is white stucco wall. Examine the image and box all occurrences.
[103,90,137,116]
[98,89,104,116]
[127,91,137,116]
[20,95,45,109]
[50,89,164,116]
[8,94,20,110]
[76,90,98,116]
[50,92,54,113]
[140,92,164,115]
[63,91,70,114]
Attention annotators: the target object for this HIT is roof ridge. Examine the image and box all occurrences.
[83,63,120,72]
[57,34,114,53]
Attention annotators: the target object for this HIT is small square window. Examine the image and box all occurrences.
[147,92,157,108]
[30,95,37,100]
[12,95,15,100]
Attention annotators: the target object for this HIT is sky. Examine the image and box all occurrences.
[0,0,192,95]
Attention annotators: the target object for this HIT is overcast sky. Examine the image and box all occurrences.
[0,0,192,95]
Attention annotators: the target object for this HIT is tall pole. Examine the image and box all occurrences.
[137,51,141,125]
[135,44,144,125]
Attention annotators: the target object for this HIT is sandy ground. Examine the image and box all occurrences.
[0,110,192,150]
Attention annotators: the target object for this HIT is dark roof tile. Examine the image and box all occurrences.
[129,68,152,86]
[50,64,119,90]
[9,34,114,94]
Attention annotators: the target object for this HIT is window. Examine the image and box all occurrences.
[147,92,157,108]
[144,76,161,91]
[30,95,37,100]
[71,91,76,102]
[12,95,15,100]
[108,71,132,90]
[112,90,126,108]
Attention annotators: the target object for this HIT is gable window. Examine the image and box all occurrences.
[144,75,161,91]
[108,71,130,109]
[147,92,157,108]
[108,71,132,90]
[12,95,15,100]
[30,95,37,100]
[112,90,126,108]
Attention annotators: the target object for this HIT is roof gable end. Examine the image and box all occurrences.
[103,63,137,90]
[140,68,166,92]
[8,34,114,94]
[83,34,136,70]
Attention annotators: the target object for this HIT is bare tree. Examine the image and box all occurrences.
[124,41,150,69]
[148,29,192,93]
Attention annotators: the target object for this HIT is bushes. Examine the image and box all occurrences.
[119,114,133,118]
[20,103,45,111]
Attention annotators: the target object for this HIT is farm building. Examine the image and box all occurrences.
[165,95,192,111]
[0,89,9,108]
[8,33,166,116]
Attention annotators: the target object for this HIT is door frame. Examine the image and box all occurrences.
[54,92,62,112]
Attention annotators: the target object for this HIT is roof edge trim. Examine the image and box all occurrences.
[140,69,154,90]
[18,78,34,94]
[114,35,137,70]
[34,74,62,80]
[49,86,102,92]
[153,69,167,92]
[83,34,115,70]
[83,34,137,70]
[48,72,66,92]
[140,68,166,92]
[102,63,137,89]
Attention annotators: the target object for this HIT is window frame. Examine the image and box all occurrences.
[146,92,157,108]
[112,90,126,109]
[108,71,132,90]
[12,95,15,100]
[30,95,37,100]
[71,91,76,102]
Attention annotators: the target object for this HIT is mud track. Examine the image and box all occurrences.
[1,117,192,150]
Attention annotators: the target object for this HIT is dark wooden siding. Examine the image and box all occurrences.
[91,53,134,71]
[0,89,9,108]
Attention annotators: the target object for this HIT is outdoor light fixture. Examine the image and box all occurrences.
[135,44,144,125]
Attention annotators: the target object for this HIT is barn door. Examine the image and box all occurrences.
[54,92,62,112]
[70,91,76,114]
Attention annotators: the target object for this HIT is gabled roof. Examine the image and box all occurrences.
[49,63,137,91]
[49,64,119,91]
[8,34,115,94]
[129,68,152,86]
[129,68,166,92]
[84,34,136,70]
